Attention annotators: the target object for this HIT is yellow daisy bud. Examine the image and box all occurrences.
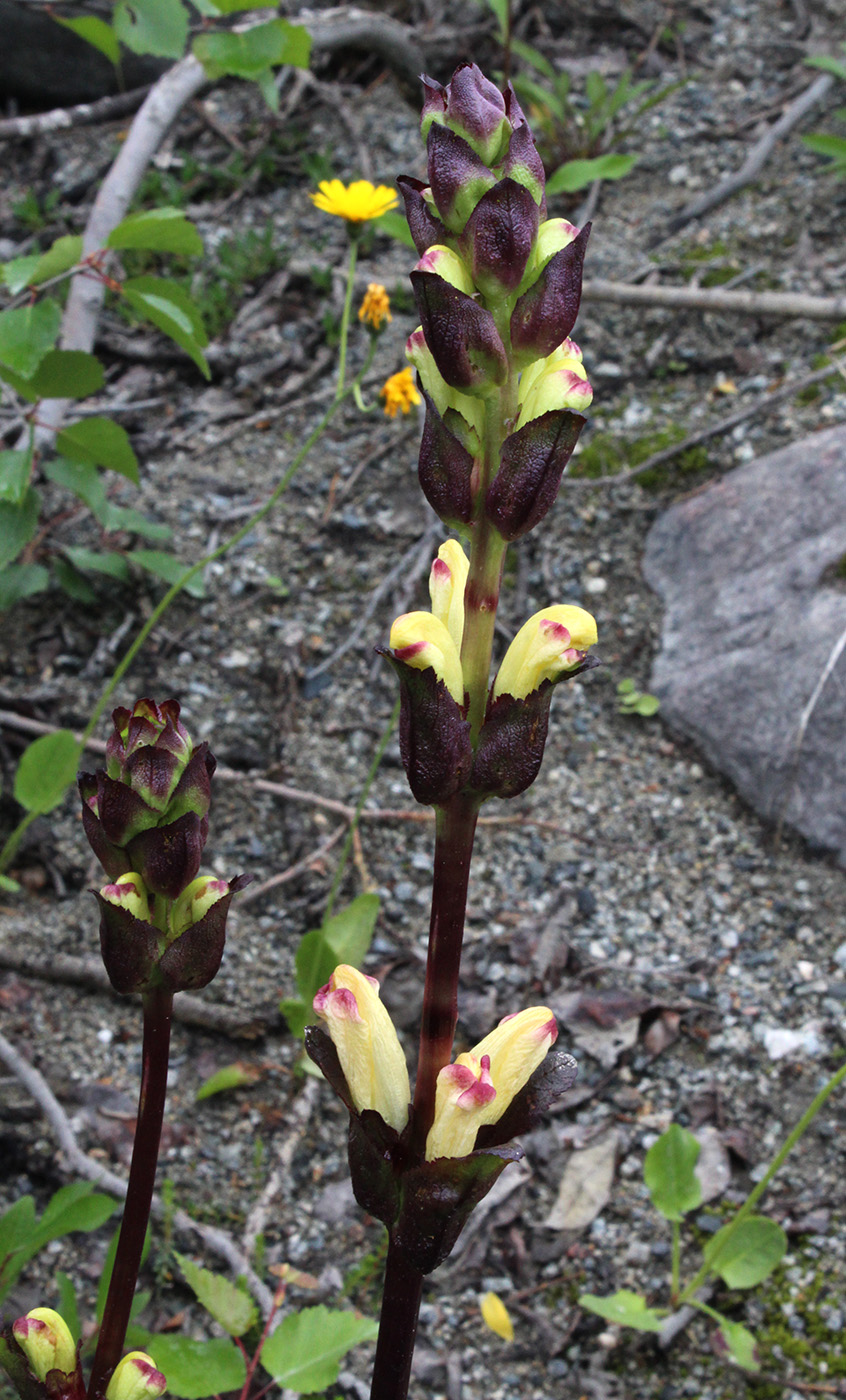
[390,611,464,703]
[313,965,410,1132]
[358,282,391,331]
[492,605,597,701]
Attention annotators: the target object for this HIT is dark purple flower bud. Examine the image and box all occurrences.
[485,409,586,540]
[426,125,496,233]
[95,875,161,994]
[379,650,473,806]
[418,387,475,526]
[421,64,509,167]
[458,178,539,298]
[510,224,591,365]
[393,1147,521,1273]
[157,873,250,991]
[469,683,555,799]
[396,175,450,255]
[411,270,507,394]
[502,120,547,216]
[125,810,208,900]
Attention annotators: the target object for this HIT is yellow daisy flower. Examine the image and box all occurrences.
[381,368,422,419]
[359,283,392,331]
[310,179,398,223]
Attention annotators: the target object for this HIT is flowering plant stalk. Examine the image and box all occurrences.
[305,65,599,1400]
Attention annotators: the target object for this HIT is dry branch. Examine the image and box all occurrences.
[581,277,846,322]
[0,85,153,139]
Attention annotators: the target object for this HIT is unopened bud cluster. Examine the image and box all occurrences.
[3,1308,165,1400]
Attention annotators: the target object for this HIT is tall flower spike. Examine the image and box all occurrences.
[493,605,598,701]
[389,611,464,704]
[429,540,469,652]
[425,1007,558,1160]
[313,965,410,1132]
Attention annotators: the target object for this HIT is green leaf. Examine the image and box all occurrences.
[123,275,210,377]
[616,678,636,694]
[510,37,555,79]
[0,447,33,504]
[280,997,309,1038]
[0,488,40,570]
[53,556,98,603]
[208,0,276,10]
[62,547,131,583]
[545,153,638,195]
[35,1183,116,1244]
[107,507,171,542]
[715,1316,761,1372]
[25,350,105,399]
[254,67,280,113]
[0,299,62,375]
[3,236,83,294]
[146,1336,246,1398]
[261,1306,378,1393]
[13,730,81,816]
[129,549,205,597]
[54,15,121,66]
[174,1253,258,1336]
[0,873,22,892]
[295,893,379,1004]
[0,1197,36,1302]
[644,1123,702,1221]
[195,1063,260,1101]
[634,694,660,716]
[45,458,109,521]
[704,1215,787,1289]
[107,208,203,257]
[57,417,139,482]
[0,562,49,611]
[114,0,189,58]
[801,133,846,163]
[579,1290,666,1333]
[55,1272,81,1346]
[805,54,846,82]
[192,20,311,80]
[374,211,416,248]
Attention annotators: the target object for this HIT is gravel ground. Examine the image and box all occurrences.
[2,2,846,1398]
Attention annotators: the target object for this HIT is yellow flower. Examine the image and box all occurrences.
[492,604,597,701]
[381,367,422,419]
[106,1353,167,1400]
[313,965,410,1132]
[480,1291,514,1342]
[12,1309,77,1381]
[310,179,398,223]
[358,282,392,331]
[390,610,464,703]
[429,539,469,653]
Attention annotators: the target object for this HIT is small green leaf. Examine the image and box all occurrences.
[254,67,280,113]
[3,237,83,295]
[146,1337,246,1399]
[261,1306,378,1393]
[0,299,62,376]
[123,276,210,377]
[53,556,98,603]
[107,209,203,257]
[13,730,81,815]
[0,874,22,892]
[644,1123,702,1221]
[62,547,131,583]
[0,489,40,570]
[616,678,636,694]
[195,1063,261,1101]
[55,1273,81,1346]
[57,417,139,482]
[0,562,49,611]
[294,894,379,1005]
[193,20,311,79]
[114,0,189,58]
[0,448,33,504]
[208,0,276,10]
[579,1290,666,1333]
[374,211,415,248]
[174,1252,258,1336]
[280,997,309,1038]
[704,1216,787,1289]
[801,133,846,164]
[634,694,660,716]
[107,507,171,542]
[129,549,205,597]
[36,1183,117,1243]
[45,458,109,520]
[715,1316,761,1372]
[805,53,846,82]
[25,350,105,399]
[54,15,121,66]
[545,153,638,195]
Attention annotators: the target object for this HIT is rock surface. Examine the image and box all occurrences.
[643,422,846,865]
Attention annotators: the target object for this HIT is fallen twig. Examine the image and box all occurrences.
[582,275,846,322]
[0,85,153,139]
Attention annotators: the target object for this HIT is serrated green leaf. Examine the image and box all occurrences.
[192,20,311,80]
[174,1252,258,1336]
[147,1336,246,1398]
[62,547,131,582]
[715,1316,760,1372]
[57,416,139,482]
[579,1290,666,1333]
[0,447,33,504]
[114,0,189,58]
[0,562,49,611]
[13,730,81,815]
[123,276,210,377]
[261,1306,378,1392]
[545,153,638,195]
[644,1123,702,1221]
[195,1063,261,1101]
[23,236,83,291]
[54,15,121,66]
[704,1215,787,1289]
[107,208,203,257]
[55,1272,81,1345]
[0,299,62,376]
[0,488,40,571]
[129,549,205,597]
[25,350,105,399]
[374,211,416,248]
[280,997,309,1038]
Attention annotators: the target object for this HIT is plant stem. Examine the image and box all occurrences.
[671,1219,681,1303]
[336,236,358,399]
[368,1237,424,1400]
[678,1054,846,1305]
[87,985,173,1400]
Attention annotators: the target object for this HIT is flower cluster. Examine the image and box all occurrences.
[79,699,247,994]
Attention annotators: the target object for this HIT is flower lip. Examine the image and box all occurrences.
[310,179,398,223]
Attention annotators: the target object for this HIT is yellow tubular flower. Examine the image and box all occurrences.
[105,1353,167,1400]
[381,367,422,419]
[425,1007,558,1161]
[12,1309,77,1381]
[309,179,398,223]
[492,604,597,702]
[313,965,410,1132]
[358,282,391,331]
[429,539,470,652]
[390,610,464,703]
[516,338,593,430]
